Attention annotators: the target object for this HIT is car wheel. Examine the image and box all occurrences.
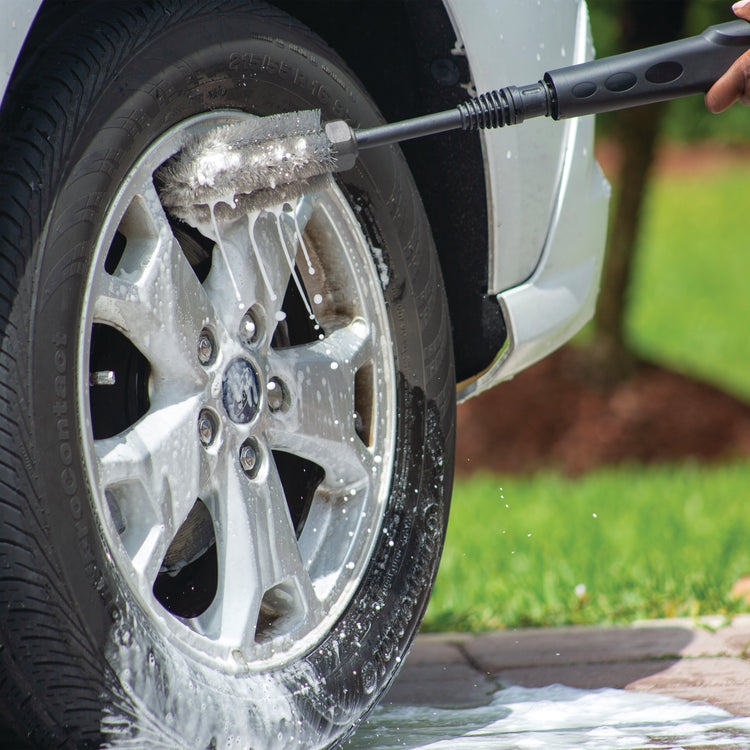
[0,1,455,748]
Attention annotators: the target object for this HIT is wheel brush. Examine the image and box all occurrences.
[158,19,750,222]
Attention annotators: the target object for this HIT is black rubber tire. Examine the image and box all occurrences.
[0,1,455,748]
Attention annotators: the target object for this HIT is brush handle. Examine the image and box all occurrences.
[547,19,750,119]
[340,19,750,166]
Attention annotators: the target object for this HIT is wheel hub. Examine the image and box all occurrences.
[221,357,261,425]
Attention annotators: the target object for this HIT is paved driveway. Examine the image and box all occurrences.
[386,615,750,715]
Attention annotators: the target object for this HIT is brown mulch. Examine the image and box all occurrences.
[455,346,750,477]
[454,142,750,477]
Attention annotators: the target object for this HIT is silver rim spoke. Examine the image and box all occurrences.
[92,183,213,388]
[267,321,374,486]
[196,460,262,644]
[203,207,301,336]
[94,396,203,587]
[198,453,320,645]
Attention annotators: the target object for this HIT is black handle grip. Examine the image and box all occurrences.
[546,19,750,119]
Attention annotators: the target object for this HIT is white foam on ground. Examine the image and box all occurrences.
[347,685,750,749]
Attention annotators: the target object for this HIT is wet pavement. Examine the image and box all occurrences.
[384,615,750,715]
[343,616,750,749]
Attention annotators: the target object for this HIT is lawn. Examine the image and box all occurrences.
[425,465,750,631]
[629,162,750,401]
[424,150,750,632]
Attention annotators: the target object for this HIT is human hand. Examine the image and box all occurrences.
[705,1,750,112]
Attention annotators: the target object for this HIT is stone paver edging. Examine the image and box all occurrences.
[385,615,750,715]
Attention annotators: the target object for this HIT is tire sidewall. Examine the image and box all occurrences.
[13,3,454,747]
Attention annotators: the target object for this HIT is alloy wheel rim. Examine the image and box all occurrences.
[77,112,397,672]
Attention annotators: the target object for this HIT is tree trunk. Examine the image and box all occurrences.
[586,0,690,384]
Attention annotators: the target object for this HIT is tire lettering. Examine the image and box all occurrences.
[310,81,330,104]
[70,494,83,520]
[321,64,346,91]
[57,418,70,442]
[53,334,77,494]
[59,439,73,466]
[206,85,227,100]
[264,56,278,75]
[54,347,66,374]
[61,467,77,494]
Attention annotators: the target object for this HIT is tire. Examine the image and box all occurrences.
[0,1,455,748]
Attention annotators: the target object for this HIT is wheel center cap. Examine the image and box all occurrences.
[222,358,261,424]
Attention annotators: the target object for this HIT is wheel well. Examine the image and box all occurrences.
[272,0,507,382]
[12,0,507,383]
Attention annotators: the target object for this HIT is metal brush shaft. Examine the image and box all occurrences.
[327,84,553,169]
[355,84,552,149]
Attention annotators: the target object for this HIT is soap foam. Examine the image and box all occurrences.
[347,684,750,749]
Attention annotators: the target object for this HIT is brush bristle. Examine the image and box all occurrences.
[156,110,333,223]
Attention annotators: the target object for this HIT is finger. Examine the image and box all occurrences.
[705,55,749,113]
[706,3,750,111]
[733,1,750,22]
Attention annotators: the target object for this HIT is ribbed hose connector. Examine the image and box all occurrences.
[457,82,554,131]
[458,89,516,130]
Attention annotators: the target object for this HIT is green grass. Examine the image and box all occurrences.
[425,158,750,632]
[424,465,750,632]
[628,163,750,400]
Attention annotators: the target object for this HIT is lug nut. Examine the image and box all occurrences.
[198,410,216,446]
[239,439,259,477]
[198,330,215,365]
[239,312,258,346]
[267,377,287,412]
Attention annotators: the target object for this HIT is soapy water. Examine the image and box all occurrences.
[347,685,750,749]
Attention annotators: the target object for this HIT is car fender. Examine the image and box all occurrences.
[446,0,611,399]
[0,0,43,109]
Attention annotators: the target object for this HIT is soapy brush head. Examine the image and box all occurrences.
[157,109,334,224]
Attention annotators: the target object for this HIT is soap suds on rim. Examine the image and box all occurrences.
[371,246,389,289]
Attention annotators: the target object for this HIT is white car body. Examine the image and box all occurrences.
[0,0,609,402]
[445,0,610,398]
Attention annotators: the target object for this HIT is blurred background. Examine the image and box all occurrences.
[424,0,750,632]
